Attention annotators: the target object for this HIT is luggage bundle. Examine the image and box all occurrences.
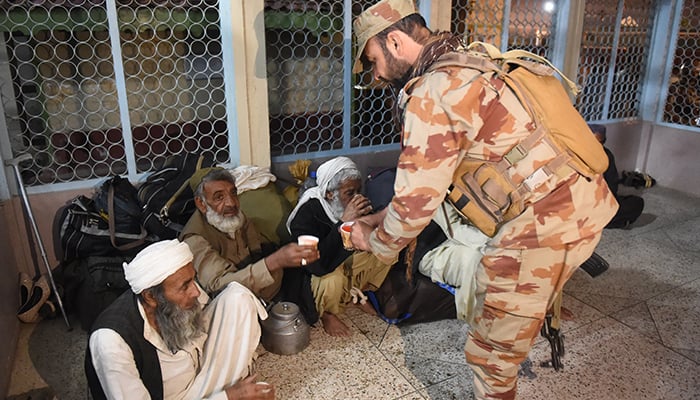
[54,153,214,330]
[138,153,215,240]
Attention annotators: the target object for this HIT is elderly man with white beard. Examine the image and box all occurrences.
[85,239,274,400]
[286,157,393,336]
[180,168,319,303]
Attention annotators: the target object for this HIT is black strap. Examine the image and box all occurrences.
[108,181,147,251]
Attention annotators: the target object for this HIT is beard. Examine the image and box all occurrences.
[327,192,345,220]
[153,289,206,354]
[381,44,413,89]
[204,203,244,238]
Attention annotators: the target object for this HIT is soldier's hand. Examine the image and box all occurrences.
[349,220,373,252]
[356,207,387,228]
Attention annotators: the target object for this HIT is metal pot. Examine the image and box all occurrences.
[261,302,310,355]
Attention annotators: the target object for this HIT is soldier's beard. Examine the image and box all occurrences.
[380,43,413,89]
[205,203,244,238]
[153,288,205,354]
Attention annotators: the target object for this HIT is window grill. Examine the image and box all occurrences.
[265,1,347,157]
[663,0,700,128]
[451,0,557,56]
[576,0,655,122]
[0,0,228,188]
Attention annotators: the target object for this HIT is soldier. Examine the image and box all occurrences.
[349,0,618,399]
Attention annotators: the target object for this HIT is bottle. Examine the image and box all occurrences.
[298,170,317,200]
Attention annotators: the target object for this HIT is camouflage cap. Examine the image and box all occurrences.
[352,0,418,74]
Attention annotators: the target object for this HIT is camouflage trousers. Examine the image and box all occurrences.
[465,231,602,399]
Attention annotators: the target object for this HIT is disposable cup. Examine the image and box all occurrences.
[297,235,319,249]
[339,221,354,250]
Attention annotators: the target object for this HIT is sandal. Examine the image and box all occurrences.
[17,274,51,324]
[18,272,33,312]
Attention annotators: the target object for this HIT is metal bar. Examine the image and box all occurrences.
[650,0,681,123]
[500,0,512,52]
[221,0,241,166]
[105,0,137,180]
[342,0,352,151]
[5,154,71,330]
[602,0,625,119]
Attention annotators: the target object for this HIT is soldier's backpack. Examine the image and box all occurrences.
[417,42,608,237]
[138,153,215,240]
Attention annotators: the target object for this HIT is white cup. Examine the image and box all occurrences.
[297,235,319,249]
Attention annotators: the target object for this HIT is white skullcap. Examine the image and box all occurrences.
[124,239,194,294]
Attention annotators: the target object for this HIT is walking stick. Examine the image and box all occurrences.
[5,154,71,329]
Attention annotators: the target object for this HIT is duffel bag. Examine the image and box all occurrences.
[138,153,215,240]
[57,195,148,261]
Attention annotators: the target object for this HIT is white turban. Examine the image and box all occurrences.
[286,156,359,232]
[124,239,194,294]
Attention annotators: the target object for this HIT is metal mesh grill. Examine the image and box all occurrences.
[663,0,700,127]
[575,1,617,120]
[451,0,557,55]
[117,2,228,172]
[608,0,655,119]
[576,0,655,121]
[452,0,505,47]
[506,0,557,56]
[265,0,403,159]
[0,1,227,187]
[351,1,400,150]
[265,1,347,157]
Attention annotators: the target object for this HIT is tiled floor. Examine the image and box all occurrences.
[7,185,700,399]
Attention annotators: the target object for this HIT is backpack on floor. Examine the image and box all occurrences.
[138,153,215,240]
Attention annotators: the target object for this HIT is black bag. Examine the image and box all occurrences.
[60,255,132,331]
[138,153,215,240]
[365,167,396,211]
[93,175,144,236]
[368,267,457,324]
[367,221,456,324]
[58,194,148,261]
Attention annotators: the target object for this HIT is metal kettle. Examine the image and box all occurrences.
[260,301,310,355]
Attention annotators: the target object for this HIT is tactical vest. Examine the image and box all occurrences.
[403,42,608,237]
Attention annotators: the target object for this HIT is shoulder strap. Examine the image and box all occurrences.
[420,41,581,98]
[108,182,147,251]
[467,41,579,96]
[160,155,205,220]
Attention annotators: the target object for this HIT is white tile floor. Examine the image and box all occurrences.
[7,185,700,399]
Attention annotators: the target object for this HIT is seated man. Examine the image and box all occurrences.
[85,239,274,399]
[589,123,645,229]
[286,157,393,336]
[417,204,489,322]
[365,168,489,324]
[180,168,319,302]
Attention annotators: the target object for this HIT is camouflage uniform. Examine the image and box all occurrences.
[367,64,618,398]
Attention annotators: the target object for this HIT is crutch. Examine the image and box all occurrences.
[5,154,71,329]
